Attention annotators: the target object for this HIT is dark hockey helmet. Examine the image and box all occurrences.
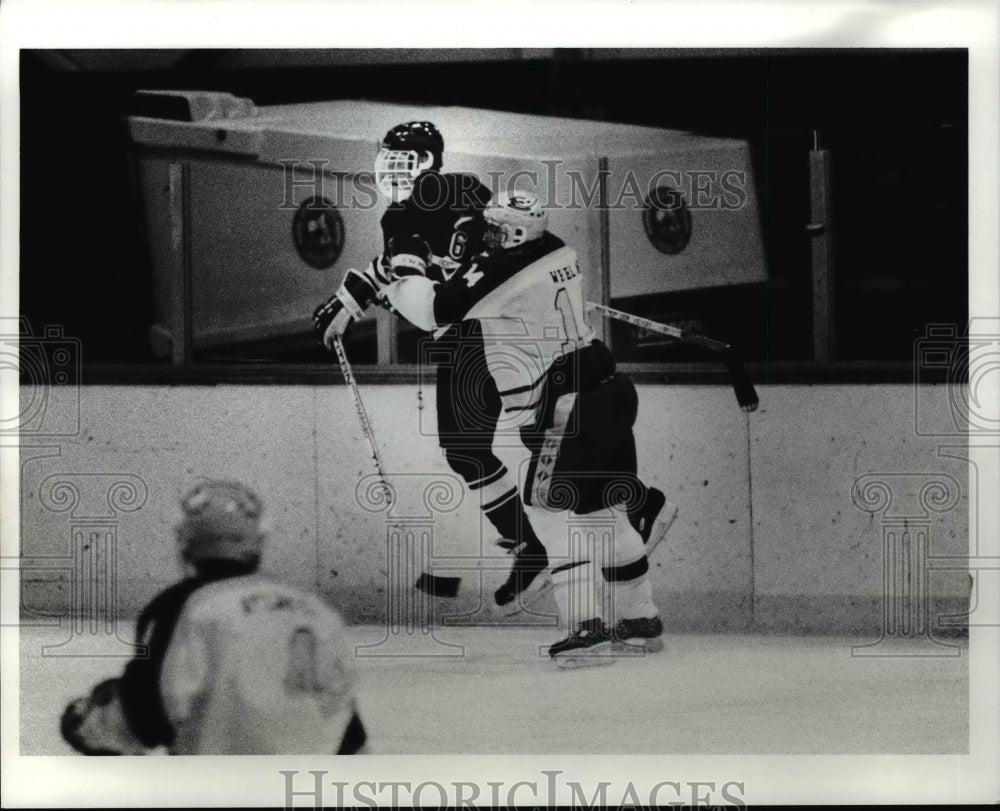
[380,121,444,165]
[375,121,444,202]
[176,479,265,565]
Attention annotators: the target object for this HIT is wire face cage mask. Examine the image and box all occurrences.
[483,222,523,252]
[375,147,425,202]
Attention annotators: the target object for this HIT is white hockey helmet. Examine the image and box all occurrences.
[483,191,547,252]
[374,121,444,203]
[176,480,265,565]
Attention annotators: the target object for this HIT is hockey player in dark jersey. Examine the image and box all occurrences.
[60,480,367,755]
[378,191,673,667]
[313,121,551,611]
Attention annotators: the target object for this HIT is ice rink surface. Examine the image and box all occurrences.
[20,622,967,756]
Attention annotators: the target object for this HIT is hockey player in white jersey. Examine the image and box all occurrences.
[377,192,668,666]
[60,480,367,755]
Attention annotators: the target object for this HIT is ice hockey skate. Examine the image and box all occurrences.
[548,618,618,669]
[611,615,665,654]
[628,488,678,557]
[493,539,551,616]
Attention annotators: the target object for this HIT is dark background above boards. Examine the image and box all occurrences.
[19,49,967,374]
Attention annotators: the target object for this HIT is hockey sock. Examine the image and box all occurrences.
[601,508,658,622]
[475,468,545,553]
[603,556,658,623]
[550,560,601,630]
[625,478,651,523]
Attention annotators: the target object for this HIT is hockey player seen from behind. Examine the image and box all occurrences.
[60,480,368,755]
[313,121,552,612]
[378,191,670,667]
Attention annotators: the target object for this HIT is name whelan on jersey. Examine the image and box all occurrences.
[548,263,580,284]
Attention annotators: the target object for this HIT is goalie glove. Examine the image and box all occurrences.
[312,259,392,349]
[61,678,150,756]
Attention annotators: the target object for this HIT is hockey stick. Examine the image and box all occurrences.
[331,336,394,505]
[587,302,759,413]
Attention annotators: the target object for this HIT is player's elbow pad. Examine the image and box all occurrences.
[382,276,439,331]
[387,235,431,278]
[340,268,378,316]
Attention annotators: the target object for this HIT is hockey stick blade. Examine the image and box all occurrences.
[414,572,461,598]
[719,347,759,412]
[587,302,759,413]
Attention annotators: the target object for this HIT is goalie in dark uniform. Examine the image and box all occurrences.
[370,191,673,666]
[314,121,554,610]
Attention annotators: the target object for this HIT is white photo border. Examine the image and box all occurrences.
[2,0,997,806]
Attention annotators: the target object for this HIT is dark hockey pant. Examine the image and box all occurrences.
[432,321,507,486]
[429,322,542,551]
[520,342,645,516]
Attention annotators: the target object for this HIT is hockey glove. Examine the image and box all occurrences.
[312,260,391,349]
[61,678,149,756]
[386,234,432,278]
[312,292,353,349]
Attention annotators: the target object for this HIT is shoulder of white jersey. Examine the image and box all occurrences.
[180,574,346,627]
[465,244,578,321]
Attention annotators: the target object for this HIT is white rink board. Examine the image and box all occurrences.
[17,382,967,633]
